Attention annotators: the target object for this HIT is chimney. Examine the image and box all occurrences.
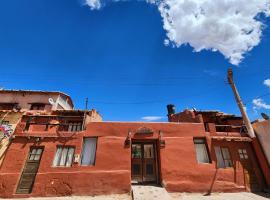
[167,104,176,116]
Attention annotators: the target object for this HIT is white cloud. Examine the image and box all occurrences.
[141,116,164,121]
[84,0,270,65]
[85,0,101,10]
[164,39,170,46]
[252,98,270,110]
[263,79,270,87]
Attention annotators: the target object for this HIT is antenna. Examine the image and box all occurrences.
[13,104,21,112]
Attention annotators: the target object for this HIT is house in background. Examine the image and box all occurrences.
[0,110,23,164]
[252,118,270,167]
[0,90,75,165]
[0,90,74,111]
[0,100,268,197]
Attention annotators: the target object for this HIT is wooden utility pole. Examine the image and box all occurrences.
[227,68,255,138]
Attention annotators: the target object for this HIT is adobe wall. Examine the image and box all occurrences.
[160,138,264,193]
[0,122,265,197]
[168,110,202,123]
[0,135,131,198]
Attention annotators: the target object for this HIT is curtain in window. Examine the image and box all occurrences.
[34,149,43,161]
[53,147,62,167]
[66,148,75,167]
[214,146,225,168]
[68,123,82,132]
[59,147,68,166]
[221,147,232,167]
[68,124,73,132]
[81,138,97,166]
[195,143,210,163]
[53,147,74,167]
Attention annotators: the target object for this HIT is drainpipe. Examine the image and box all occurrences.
[82,98,88,130]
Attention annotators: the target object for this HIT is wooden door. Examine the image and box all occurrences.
[243,162,261,192]
[16,147,44,194]
[131,142,157,183]
[142,144,156,182]
[131,144,143,183]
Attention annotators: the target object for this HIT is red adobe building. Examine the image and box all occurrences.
[0,104,269,198]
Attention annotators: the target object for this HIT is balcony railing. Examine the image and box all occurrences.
[24,122,83,133]
[214,124,247,136]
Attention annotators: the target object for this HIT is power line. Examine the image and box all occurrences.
[87,83,224,105]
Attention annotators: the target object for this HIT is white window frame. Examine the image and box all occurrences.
[238,149,248,159]
[194,138,210,164]
[52,146,75,167]
[214,146,233,168]
[81,137,97,166]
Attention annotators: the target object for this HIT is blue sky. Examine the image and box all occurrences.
[1,0,270,121]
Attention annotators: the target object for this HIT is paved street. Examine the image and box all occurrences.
[1,192,270,200]
[0,194,132,200]
[170,192,270,200]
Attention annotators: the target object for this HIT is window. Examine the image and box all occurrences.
[214,146,233,168]
[68,122,82,132]
[24,122,30,131]
[81,138,97,166]
[53,146,75,167]
[24,117,32,131]
[238,149,248,159]
[0,103,16,110]
[1,120,9,125]
[29,148,43,161]
[132,144,142,158]
[30,103,45,110]
[58,121,82,132]
[204,123,209,132]
[194,138,210,163]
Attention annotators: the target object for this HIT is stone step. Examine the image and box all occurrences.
[132,185,172,200]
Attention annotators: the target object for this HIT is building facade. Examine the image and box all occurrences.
[0,106,268,198]
[0,90,75,166]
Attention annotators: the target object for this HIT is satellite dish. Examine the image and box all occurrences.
[261,113,270,120]
[48,98,55,105]
[13,104,21,112]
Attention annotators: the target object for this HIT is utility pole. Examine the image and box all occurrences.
[85,97,88,110]
[227,68,255,138]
